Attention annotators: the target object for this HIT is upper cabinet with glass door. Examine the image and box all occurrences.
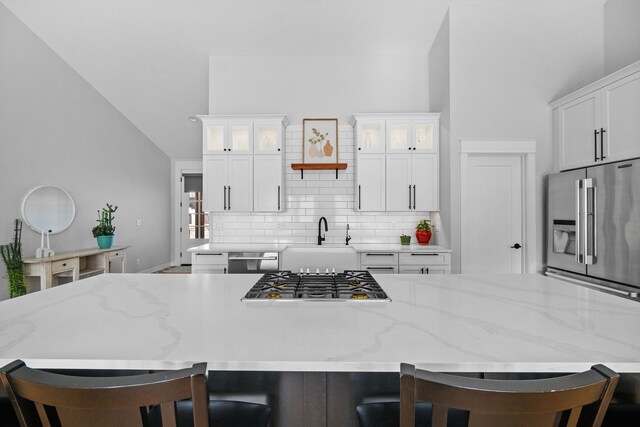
[387,115,439,154]
[352,118,386,154]
[198,115,287,155]
[254,117,288,154]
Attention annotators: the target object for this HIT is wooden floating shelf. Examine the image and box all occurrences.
[290,163,348,179]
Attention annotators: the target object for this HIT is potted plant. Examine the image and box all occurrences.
[92,203,118,249]
[400,234,411,245]
[1,219,27,298]
[415,219,432,245]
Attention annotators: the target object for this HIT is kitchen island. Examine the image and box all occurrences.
[1,273,638,426]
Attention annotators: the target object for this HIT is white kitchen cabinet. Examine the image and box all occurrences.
[191,252,228,274]
[398,252,451,274]
[254,120,284,154]
[360,252,398,274]
[201,118,253,155]
[203,155,253,212]
[254,155,283,212]
[386,154,438,211]
[356,154,386,211]
[552,61,640,170]
[352,113,440,213]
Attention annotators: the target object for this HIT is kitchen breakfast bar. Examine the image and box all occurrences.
[1,273,639,425]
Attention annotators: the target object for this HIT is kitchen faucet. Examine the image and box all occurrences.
[318,217,328,246]
[345,224,351,245]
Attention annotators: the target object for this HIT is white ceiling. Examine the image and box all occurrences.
[1,0,605,159]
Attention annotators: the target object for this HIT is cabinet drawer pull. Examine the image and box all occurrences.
[365,253,395,256]
[196,253,223,256]
[62,263,66,267]
[366,267,395,270]
[410,253,439,256]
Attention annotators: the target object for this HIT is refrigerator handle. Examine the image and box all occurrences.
[583,178,594,265]
[591,184,597,260]
[575,179,582,264]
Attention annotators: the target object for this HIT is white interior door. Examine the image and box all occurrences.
[462,155,523,273]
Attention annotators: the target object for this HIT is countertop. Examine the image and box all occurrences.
[189,243,451,253]
[1,273,638,373]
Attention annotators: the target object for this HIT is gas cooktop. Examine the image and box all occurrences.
[242,270,390,301]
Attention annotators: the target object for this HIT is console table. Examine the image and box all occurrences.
[22,246,129,291]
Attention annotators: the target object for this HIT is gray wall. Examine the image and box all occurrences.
[209,55,429,123]
[443,3,604,273]
[604,0,640,75]
[0,4,171,300]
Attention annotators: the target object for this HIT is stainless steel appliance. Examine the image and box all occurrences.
[228,252,279,274]
[242,270,390,301]
[546,158,640,298]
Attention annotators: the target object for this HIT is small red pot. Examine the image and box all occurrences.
[415,230,432,245]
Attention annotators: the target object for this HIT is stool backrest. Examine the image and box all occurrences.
[400,363,619,427]
[0,360,209,427]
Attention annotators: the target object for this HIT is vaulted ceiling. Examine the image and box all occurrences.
[1,0,605,159]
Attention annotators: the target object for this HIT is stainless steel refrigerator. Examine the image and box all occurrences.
[546,158,640,298]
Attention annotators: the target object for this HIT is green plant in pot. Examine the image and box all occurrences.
[1,219,27,298]
[400,234,411,245]
[415,219,432,245]
[92,203,118,249]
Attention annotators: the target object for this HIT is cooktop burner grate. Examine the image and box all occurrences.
[243,270,390,301]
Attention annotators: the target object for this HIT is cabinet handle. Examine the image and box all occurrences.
[228,186,231,210]
[62,263,67,267]
[196,253,223,256]
[408,147,411,151]
[277,185,281,211]
[426,267,429,274]
[594,129,599,162]
[223,186,227,210]
[277,148,281,151]
[358,185,361,210]
[409,185,412,209]
[421,267,424,274]
[600,128,606,160]
[410,253,439,256]
[366,267,395,270]
[413,147,416,151]
[413,185,416,209]
[366,253,395,256]
[224,267,227,274]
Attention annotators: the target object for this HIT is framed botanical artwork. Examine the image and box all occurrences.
[303,118,338,164]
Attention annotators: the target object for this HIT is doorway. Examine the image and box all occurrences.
[460,140,536,274]
[180,174,209,265]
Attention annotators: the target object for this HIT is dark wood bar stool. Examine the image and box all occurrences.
[0,360,210,426]
[399,363,619,427]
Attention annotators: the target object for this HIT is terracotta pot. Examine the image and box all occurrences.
[415,230,432,245]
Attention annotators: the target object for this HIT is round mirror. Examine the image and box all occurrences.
[21,185,76,234]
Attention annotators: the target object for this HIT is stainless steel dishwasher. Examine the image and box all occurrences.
[227,252,279,274]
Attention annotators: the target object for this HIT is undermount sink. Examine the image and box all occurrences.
[281,245,357,273]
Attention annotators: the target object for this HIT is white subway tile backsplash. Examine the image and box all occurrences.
[209,123,434,244]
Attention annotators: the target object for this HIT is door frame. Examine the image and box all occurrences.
[460,140,536,274]
[172,160,203,266]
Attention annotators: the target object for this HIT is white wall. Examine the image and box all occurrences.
[445,3,604,272]
[209,55,429,124]
[604,0,640,75]
[0,4,171,300]
[428,12,451,251]
[210,125,434,245]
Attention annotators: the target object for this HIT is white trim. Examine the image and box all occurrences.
[460,139,536,154]
[172,160,203,266]
[460,139,537,274]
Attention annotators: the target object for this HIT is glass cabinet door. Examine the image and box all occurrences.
[254,121,282,154]
[386,120,411,153]
[413,120,438,153]
[203,123,226,154]
[356,120,386,154]
[228,121,253,154]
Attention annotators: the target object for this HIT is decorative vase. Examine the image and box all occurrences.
[97,235,114,249]
[415,230,432,245]
[400,236,411,246]
[323,140,334,157]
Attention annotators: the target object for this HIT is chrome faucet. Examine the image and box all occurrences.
[318,217,328,246]
[345,224,351,245]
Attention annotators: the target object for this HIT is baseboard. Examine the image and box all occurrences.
[138,262,172,274]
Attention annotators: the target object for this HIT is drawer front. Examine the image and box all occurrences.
[192,265,227,274]
[109,250,124,260]
[362,265,398,274]
[192,252,228,266]
[399,252,450,266]
[360,252,398,266]
[51,259,76,274]
[399,265,450,274]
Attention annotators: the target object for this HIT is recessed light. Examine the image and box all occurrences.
[188,116,199,122]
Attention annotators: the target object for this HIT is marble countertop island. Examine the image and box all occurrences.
[188,243,452,253]
[0,273,638,373]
